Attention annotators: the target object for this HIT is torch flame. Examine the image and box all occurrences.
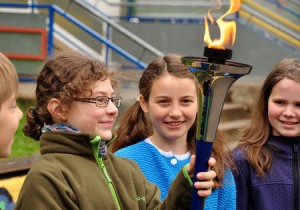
[204,0,240,50]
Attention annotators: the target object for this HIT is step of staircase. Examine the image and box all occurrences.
[221,103,251,122]
[219,118,250,131]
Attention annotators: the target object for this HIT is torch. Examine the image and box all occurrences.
[182,1,252,210]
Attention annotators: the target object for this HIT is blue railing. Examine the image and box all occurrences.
[0,2,147,69]
[265,0,300,18]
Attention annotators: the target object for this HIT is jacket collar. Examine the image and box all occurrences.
[268,136,300,158]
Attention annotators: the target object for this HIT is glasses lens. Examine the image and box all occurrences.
[96,96,108,107]
[112,97,121,107]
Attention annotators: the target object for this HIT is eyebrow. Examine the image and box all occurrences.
[93,91,115,95]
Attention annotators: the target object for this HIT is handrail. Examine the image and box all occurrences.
[51,4,147,69]
[0,2,148,69]
[242,0,300,32]
[240,4,300,41]
[239,10,300,48]
[265,0,300,18]
[87,0,230,7]
[72,0,164,58]
[78,0,299,55]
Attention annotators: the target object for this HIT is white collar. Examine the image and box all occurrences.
[145,137,190,160]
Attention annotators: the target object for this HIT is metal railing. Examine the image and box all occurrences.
[86,0,299,55]
[0,2,162,69]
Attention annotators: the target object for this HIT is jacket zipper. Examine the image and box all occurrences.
[98,157,121,210]
[292,143,299,210]
[91,136,121,210]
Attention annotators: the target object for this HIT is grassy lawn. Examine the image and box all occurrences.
[9,98,40,158]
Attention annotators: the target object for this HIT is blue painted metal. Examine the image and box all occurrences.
[52,4,146,69]
[47,6,55,57]
[0,2,146,70]
[19,77,37,82]
[265,0,300,18]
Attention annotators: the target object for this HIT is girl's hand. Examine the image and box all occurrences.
[188,155,216,197]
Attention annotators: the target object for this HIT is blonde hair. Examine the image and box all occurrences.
[0,53,18,109]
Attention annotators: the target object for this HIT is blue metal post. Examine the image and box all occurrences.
[47,6,55,57]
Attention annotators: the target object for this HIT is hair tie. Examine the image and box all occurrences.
[32,108,43,126]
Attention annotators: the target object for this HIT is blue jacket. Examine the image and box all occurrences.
[115,139,236,210]
[232,136,300,210]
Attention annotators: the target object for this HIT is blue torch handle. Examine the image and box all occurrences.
[191,140,213,210]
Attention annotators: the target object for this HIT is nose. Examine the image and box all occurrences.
[17,106,23,121]
[169,104,182,117]
[106,100,119,114]
[283,105,296,117]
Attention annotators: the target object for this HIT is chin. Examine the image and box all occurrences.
[100,134,113,141]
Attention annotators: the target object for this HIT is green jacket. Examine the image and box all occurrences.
[15,131,193,210]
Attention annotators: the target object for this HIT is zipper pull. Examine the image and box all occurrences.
[293,144,298,153]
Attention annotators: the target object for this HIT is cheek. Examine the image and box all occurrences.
[186,105,198,119]
[149,107,166,121]
[0,124,16,157]
[268,103,280,120]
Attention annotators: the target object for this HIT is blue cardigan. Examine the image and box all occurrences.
[115,139,236,210]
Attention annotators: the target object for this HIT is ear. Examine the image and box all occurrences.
[47,98,66,122]
[139,95,149,113]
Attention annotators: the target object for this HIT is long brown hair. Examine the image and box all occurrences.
[111,54,232,187]
[237,58,300,177]
[22,50,116,141]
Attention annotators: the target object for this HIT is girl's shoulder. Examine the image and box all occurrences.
[231,147,247,161]
[223,168,236,185]
[114,140,152,156]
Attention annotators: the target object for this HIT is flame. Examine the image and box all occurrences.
[204,0,240,49]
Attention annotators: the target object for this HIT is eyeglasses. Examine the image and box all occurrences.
[73,96,122,108]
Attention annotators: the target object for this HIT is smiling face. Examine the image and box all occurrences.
[66,78,118,140]
[268,77,300,137]
[140,74,198,149]
[0,93,23,157]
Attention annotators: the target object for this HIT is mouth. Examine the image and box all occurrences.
[280,120,298,126]
[165,121,184,127]
[99,121,115,127]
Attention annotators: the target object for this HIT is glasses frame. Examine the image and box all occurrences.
[73,96,122,108]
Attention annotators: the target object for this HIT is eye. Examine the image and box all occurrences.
[158,99,167,103]
[181,98,194,105]
[10,100,18,109]
[112,97,121,107]
[272,99,285,105]
[96,96,108,105]
[156,98,170,105]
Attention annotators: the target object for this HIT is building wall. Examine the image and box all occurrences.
[113,20,297,80]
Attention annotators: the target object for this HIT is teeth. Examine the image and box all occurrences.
[283,122,296,125]
[168,122,182,126]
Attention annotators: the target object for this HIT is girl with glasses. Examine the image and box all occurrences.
[15,50,216,210]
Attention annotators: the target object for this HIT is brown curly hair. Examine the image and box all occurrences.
[22,50,117,141]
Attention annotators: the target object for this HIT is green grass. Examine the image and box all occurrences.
[9,98,40,158]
